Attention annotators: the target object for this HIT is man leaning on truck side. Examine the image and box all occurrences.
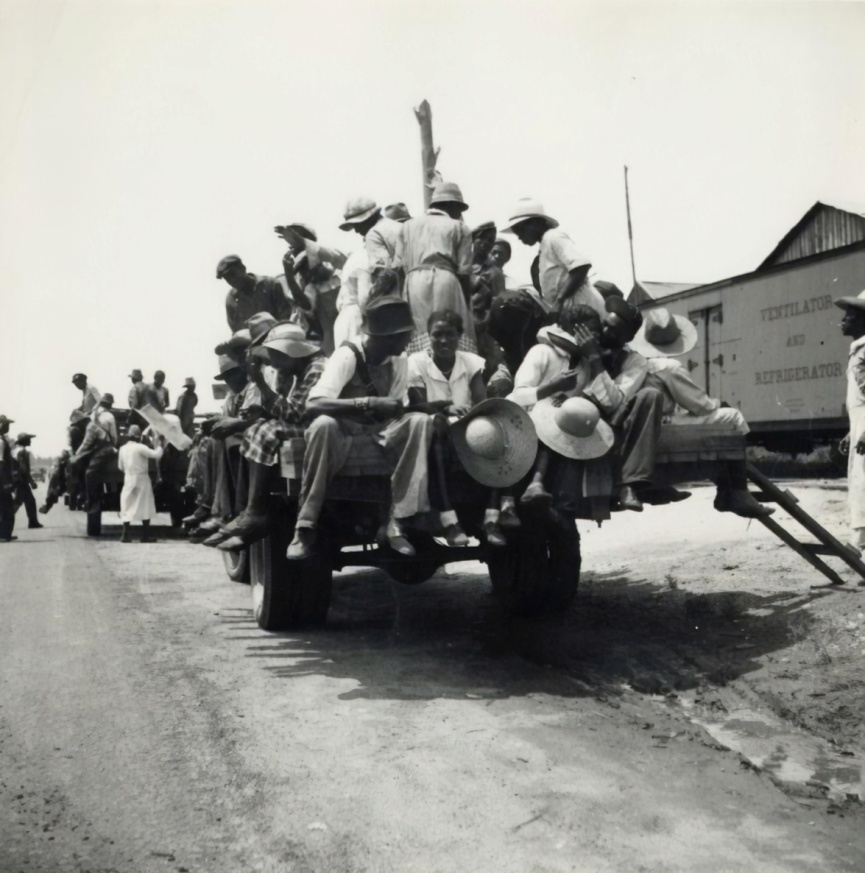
[835,289,865,555]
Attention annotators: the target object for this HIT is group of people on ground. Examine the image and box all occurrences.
[0,419,43,542]
[180,182,772,563]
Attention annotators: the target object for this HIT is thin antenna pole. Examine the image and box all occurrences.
[624,165,637,289]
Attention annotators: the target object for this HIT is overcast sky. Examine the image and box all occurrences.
[2,0,864,454]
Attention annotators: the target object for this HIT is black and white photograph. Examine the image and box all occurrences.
[1,1,864,870]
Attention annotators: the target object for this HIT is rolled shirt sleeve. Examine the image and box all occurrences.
[307,347,358,400]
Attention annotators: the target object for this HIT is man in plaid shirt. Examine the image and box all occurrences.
[209,324,326,550]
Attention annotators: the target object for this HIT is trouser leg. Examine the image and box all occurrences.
[0,490,15,539]
[85,447,115,512]
[296,416,352,529]
[379,412,434,520]
[617,387,665,487]
[18,484,38,525]
[44,468,65,510]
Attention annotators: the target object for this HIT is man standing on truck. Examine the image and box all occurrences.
[217,254,297,332]
[72,373,101,416]
[145,370,170,414]
[128,369,148,412]
[70,394,119,512]
[287,296,436,560]
[835,289,865,554]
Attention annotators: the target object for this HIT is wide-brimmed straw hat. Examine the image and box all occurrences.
[429,181,468,210]
[339,197,380,230]
[530,396,614,461]
[629,307,698,358]
[450,398,537,488]
[500,198,559,233]
[834,289,865,311]
[214,328,252,356]
[214,355,242,381]
[262,323,320,359]
[247,313,280,346]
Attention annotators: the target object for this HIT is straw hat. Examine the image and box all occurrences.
[834,289,865,311]
[429,181,468,210]
[629,307,698,358]
[339,197,380,230]
[530,396,614,460]
[247,313,280,346]
[450,398,538,488]
[262,323,320,359]
[500,198,559,233]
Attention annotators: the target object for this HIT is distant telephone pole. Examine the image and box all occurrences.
[414,100,440,209]
[624,165,638,289]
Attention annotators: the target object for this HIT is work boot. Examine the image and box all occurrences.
[217,536,245,552]
[1,536,18,542]
[484,521,507,547]
[197,517,222,533]
[28,522,44,529]
[714,488,774,519]
[120,522,131,544]
[202,530,231,548]
[287,527,316,560]
[443,522,469,547]
[641,485,691,505]
[616,485,643,512]
[39,505,49,514]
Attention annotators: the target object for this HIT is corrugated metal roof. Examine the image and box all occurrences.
[628,281,702,306]
[758,201,865,270]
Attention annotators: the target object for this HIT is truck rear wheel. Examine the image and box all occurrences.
[251,521,333,631]
[222,548,249,584]
[487,510,580,616]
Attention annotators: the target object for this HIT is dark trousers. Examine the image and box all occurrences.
[0,488,15,539]
[44,464,67,511]
[15,483,39,526]
[616,386,665,487]
[84,446,117,512]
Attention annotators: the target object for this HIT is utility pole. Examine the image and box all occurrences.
[624,165,638,290]
[414,100,440,209]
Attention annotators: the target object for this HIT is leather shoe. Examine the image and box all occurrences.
[714,489,775,519]
[197,517,222,533]
[287,527,317,560]
[39,505,49,514]
[28,522,44,529]
[520,482,552,505]
[217,536,245,552]
[183,506,210,525]
[498,504,521,529]
[202,530,231,547]
[617,485,643,512]
[484,521,507,547]
[443,522,468,547]
[386,519,416,556]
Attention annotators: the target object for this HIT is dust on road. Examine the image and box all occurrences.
[0,481,863,872]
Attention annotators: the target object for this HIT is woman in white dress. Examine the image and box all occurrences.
[118,425,165,543]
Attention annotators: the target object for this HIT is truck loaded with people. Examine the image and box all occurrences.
[162,185,802,631]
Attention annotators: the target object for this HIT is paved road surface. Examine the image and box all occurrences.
[1,494,863,872]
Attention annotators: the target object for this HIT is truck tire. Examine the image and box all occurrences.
[86,509,102,537]
[251,522,333,631]
[222,548,249,584]
[487,511,580,616]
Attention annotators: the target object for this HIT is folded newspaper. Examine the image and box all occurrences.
[136,404,192,451]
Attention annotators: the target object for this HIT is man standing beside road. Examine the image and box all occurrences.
[217,255,296,332]
[72,373,101,415]
[835,289,865,554]
[12,433,42,529]
[0,415,17,542]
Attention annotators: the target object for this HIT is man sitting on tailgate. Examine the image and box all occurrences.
[287,295,436,560]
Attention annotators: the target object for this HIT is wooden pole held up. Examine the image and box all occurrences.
[414,100,440,209]
[624,165,638,290]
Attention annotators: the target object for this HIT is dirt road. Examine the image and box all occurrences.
[1,483,863,872]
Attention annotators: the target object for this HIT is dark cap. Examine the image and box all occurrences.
[605,296,643,340]
[72,373,87,382]
[0,415,14,426]
[362,296,415,337]
[216,255,245,279]
[594,280,624,300]
[98,393,115,407]
[471,221,497,239]
[383,202,412,223]
[16,433,35,443]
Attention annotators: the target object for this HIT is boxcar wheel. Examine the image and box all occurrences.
[222,548,249,584]
[251,522,333,631]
